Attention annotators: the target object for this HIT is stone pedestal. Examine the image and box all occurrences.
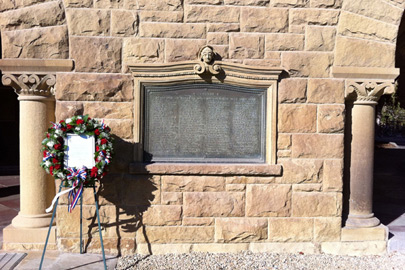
[0,59,73,249]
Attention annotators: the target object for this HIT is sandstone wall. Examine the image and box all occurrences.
[1,0,404,255]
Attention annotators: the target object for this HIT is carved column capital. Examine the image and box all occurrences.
[2,73,56,98]
[345,80,396,104]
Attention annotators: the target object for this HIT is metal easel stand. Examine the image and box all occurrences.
[39,183,107,270]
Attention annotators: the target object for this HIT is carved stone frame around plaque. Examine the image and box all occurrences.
[128,46,285,166]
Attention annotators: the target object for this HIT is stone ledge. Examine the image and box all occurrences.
[321,241,387,256]
[331,66,399,80]
[130,163,283,176]
[341,225,388,242]
[2,225,57,251]
[0,59,74,74]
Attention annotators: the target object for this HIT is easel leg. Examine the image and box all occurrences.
[80,193,83,254]
[93,185,107,270]
[39,184,62,270]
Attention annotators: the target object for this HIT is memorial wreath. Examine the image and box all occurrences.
[40,115,113,212]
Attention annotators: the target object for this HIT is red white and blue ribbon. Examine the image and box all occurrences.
[46,166,87,213]
[42,152,54,162]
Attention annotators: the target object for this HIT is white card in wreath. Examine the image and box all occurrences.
[64,134,95,168]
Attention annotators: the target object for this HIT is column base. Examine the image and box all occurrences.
[345,213,381,228]
[11,212,55,228]
[2,225,57,251]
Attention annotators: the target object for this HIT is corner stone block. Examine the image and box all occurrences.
[123,38,165,63]
[278,104,317,133]
[292,192,341,217]
[307,79,345,104]
[334,36,395,68]
[215,218,268,243]
[279,159,323,184]
[136,226,215,243]
[246,184,291,217]
[1,26,69,59]
[282,52,333,78]
[323,159,343,192]
[70,36,122,73]
[292,134,344,158]
[66,8,110,36]
[241,8,288,33]
[314,217,341,242]
[269,218,314,242]
[317,105,345,133]
[184,192,245,217]
[55,73,133,101]
[278,79,307,103]
[162,176,225,192]
[229,33,265,59]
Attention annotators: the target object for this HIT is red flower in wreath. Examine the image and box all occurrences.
[101,138,108,145]
[52,158,59,164]
[54,164,61,171]
[49,166,54,176]
[59,120,65,125]
[54,144,62,150]
[67,124,73,130]
[94,129,100,136]
[91,167,98,178]
[43,151,47,157]
[76,119,84,125]
[96,146,100,152]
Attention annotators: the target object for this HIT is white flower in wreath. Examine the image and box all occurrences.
[66,118,72,124]
[57,172,65,179]
[46,141,55,148]
[45,160,52,167]
[75,127,80,131]
[55,129,63,135]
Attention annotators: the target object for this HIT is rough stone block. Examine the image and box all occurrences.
[278,79,307,103]
[271,0,308,7]
[56,73,133,101]
[292,134,344,158]
[278,104,317,133]
[250,242,318,254]
[241,8,288,32]
[165,39,206,62]
[127,0,183,11]
[56,101,84,120]
[142,205,182,226]
[207,32,229,45]
[307,79,344,104]
[341,225,388,241]
[82,102,133,119]
[139,11,183,22]
[292,184,322,192]
[63,0,93,8]
[215,218,268,243]
[66,8,110,36]
[95,0,124,8]
[342,0,403,25]
[318,105,345,133]
[246,184,291,217]
[290,9,339,25]
[277,134,291,150]
[162,192,183,205]
[323,159,343,192]
[269,218,313,242]
[226,184,246,192]
[103,119,133,139]
[292,192,341,217]
[188,0,223,4]
[310,0,342,8]
[118,175,161,206]
[162,176,225,192]
[123,38,165,63]
[338,12,397,43]
[279,159,323,184]
[111,10,138,37]
[207,23,240,32]
[229,33,264,59]
[226,176,276,185]
[182,217,214,226]
[137,226,214,243]
[277,150,292,158]
[243,59,281,67]
[334,36,395,68]
[108,139,133,172]
[0,0,16,12]
[314,217,341,242]
[70,36,122,73]
[140,23,205,38]
[184,192,245,217]
[185,5,239,23]
[0,1,65,30]
[321,241,387,256]
[266,33,304,51]
[1,26,69,59]
[305,26,336,51]
[282,52,333,77]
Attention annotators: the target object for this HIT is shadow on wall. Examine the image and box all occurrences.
[396,12,405,106]
[79,137,156,256]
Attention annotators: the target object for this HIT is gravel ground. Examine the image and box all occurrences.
[115,251,405,270]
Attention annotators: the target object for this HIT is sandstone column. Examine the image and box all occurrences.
[345,80,396,228]
[0,59,73,249]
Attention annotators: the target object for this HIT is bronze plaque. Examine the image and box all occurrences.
[144,83,266,163]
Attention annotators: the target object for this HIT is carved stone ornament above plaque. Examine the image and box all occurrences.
[128,45,285,172]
